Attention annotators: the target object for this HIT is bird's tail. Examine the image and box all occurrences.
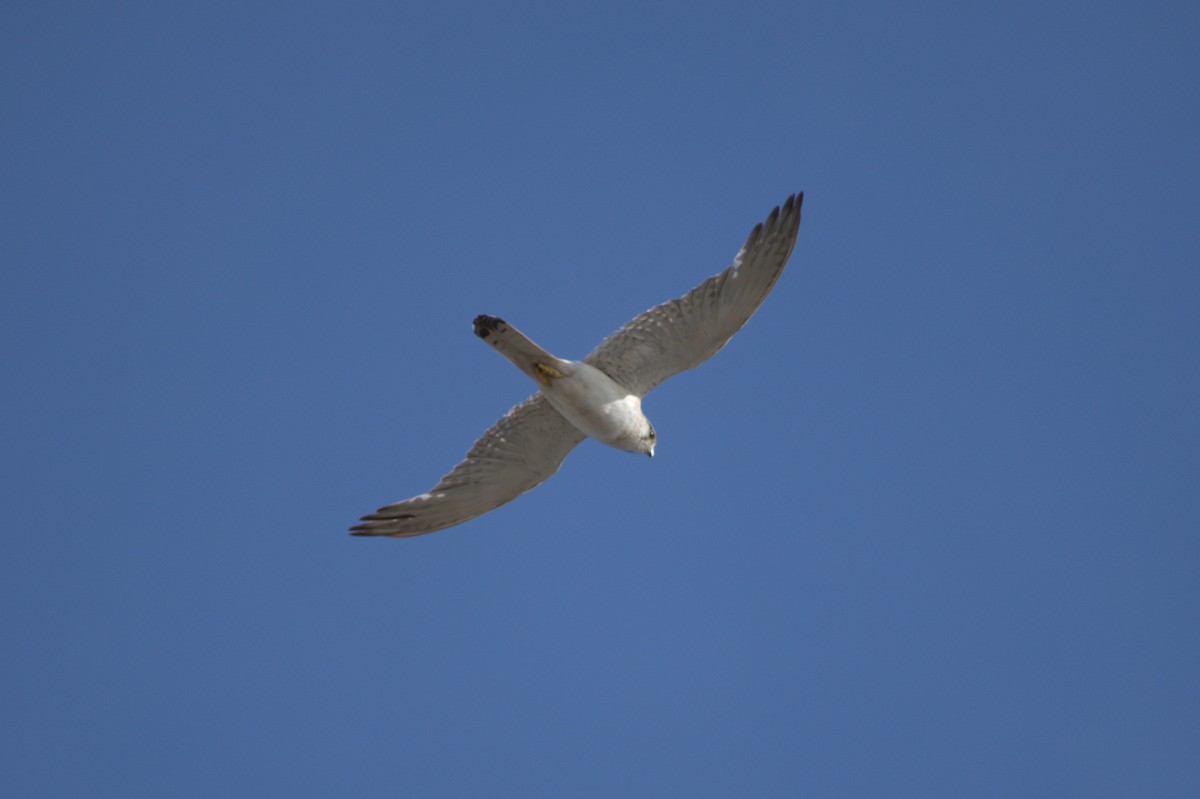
[473,315,568,386]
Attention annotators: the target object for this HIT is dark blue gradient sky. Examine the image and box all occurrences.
[4,1,1198,796]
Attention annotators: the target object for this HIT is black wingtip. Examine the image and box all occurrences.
[349,523,390,536]
[761,193,802,233]
[778,192,803,230]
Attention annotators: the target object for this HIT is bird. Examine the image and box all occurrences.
[352,192,803,538]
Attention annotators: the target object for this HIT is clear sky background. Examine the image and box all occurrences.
[3,1,1198,796]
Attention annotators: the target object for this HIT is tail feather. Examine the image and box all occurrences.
[473,315,565,384]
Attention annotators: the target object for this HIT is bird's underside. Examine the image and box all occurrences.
[352,192,803,538]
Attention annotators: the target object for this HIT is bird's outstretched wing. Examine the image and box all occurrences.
[351,394,586,537]
[584,193,803,397]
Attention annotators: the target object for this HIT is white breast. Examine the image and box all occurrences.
[539,361,648,452]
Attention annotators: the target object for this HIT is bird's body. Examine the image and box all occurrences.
[474,314,655,455]
[353,192,803,537]
[540,361,653,456]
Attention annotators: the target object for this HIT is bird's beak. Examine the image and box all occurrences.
[647,448,654,459]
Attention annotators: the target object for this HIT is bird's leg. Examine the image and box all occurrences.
[534,362,564,386]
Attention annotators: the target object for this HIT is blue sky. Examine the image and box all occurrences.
[3,0,1198,795]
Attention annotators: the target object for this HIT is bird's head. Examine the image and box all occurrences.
[612,414,655,458]
[642,423,656,458]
